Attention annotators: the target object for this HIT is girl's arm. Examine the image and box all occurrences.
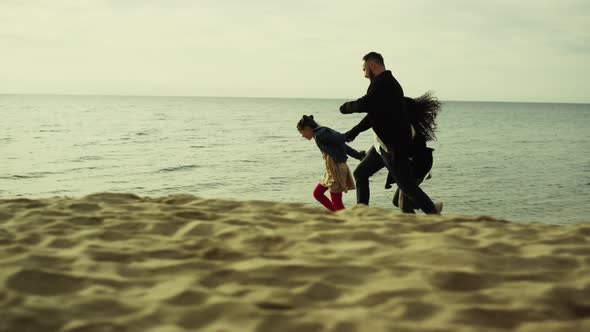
[316,128,346,145]
[345,145,366,160]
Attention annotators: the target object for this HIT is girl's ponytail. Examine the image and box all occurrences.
[297,115,319,130]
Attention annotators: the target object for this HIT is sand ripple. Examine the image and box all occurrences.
[1,193,589,331]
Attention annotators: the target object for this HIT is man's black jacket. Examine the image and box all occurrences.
[340,70,412,152]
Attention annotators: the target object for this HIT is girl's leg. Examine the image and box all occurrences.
[313,183,335,211]
[330,191,345,211]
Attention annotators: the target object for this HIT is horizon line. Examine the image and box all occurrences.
[0,92,588,105]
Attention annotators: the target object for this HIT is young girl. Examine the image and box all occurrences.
[297,115,364,211]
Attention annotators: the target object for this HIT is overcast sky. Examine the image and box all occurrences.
[1,0,588,103]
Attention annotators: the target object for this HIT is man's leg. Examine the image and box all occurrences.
[384,148,437,214]
[384,155,417,213]
[399,149,434,213]
[399,190,417,213]
[392,188,400,208]
[353,147,385,205]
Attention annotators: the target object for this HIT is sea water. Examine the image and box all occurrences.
[1,94,589,224]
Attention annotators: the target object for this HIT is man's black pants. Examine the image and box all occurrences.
[354,146,437,214]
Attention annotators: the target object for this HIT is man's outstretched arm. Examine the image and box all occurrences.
[339,86,378,114]
[344,115,372,142]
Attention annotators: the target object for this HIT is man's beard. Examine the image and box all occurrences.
[368,69,376,80]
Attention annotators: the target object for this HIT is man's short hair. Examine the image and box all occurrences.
[363,52,384,66]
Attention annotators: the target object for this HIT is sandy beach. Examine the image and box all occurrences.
[1,193,589,332]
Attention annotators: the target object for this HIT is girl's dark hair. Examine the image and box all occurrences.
[297,115,319,130]
[406,91,441,141]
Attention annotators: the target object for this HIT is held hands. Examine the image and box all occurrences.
[344,129,359,142]
[357,150,367,160]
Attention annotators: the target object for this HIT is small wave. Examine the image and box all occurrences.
[73,156,103,162]
[106,180,130,184]
[158,165,200,173]
[135,129,158,136]
[257,136,285,141]
[0,175,34,180]
[68,166,98,172]
[73,142,100,147]
[0,172,59,180]
[45,189,70,195]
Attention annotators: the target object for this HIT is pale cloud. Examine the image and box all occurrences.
[0,0,588,102]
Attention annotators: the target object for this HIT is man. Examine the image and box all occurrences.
[340,51,439,214]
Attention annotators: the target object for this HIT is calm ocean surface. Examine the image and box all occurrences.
[1,94,589,224]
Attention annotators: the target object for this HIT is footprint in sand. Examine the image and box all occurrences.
[358,289,427,307]
[67,202,101,212]
[453,307,534,330]
[82,193,142,204]
[6,269,85,296]
[429,270,499,292]
[174,210,214,220]
[0,212,12,223]
[255,315,324,332]
[165,289,208,306]
[65,216,104,226]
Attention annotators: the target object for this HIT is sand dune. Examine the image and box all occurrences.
[1,193,589,332]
